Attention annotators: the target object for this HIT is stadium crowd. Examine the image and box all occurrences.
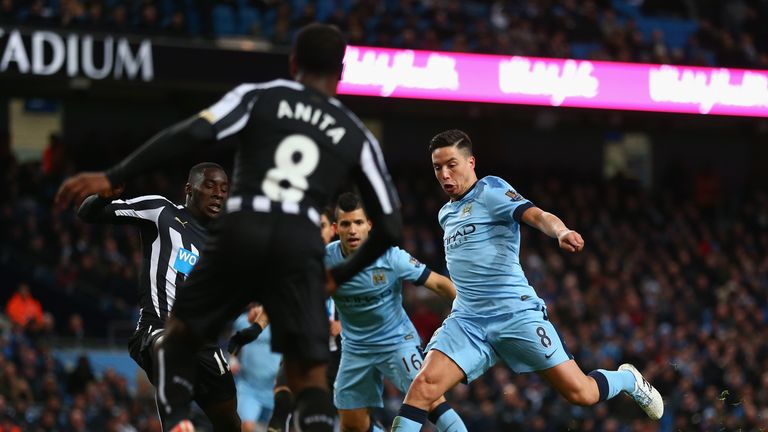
[0,128,766,431]
[2,0,768,69]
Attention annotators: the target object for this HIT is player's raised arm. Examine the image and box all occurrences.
[54,116,215,210]
[520,206,585,253]
[328,139,403,285]
[422,272,456,300]
[104,115,216,188]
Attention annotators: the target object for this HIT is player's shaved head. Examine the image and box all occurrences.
[293,23,346,76]
[188,162,225,184]
[429,129,473,157]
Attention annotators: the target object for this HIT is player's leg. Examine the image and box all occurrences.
[194,346,241,431]
[382,344,466,432]
[265,216,336,432]
[282,358,335,432]
[334,349,385,432]
[492,305,663,419]
[157,212,267,431]
[539,360,664,419]
[198,398,240,431]
[232,385,263,432]
[129,325,175,427]
[392,351,465,432]
[267,364,293,432]
[392,316,494,432]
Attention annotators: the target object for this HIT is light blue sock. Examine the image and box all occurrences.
[589,369,636,400]
[433,407,467,432]
[392,404,428,432]
[371,424,385,432]
[392,416,424,432]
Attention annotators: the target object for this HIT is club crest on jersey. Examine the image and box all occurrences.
[506,189,523,201]
[371,270,387,286]
[173,247,199,276]
[461,202,473,218]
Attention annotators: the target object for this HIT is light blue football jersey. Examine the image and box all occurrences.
[232,313,282,405]
[325,241,430,353]
[439,176,540,316]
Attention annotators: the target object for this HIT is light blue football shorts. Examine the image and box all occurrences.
[334,343,424,410]
[425,304,572,383]
[235,383,273,424]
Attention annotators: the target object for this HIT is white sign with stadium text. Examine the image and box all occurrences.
[0,27,154,81]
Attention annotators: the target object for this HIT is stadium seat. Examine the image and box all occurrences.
[212,4,238,36]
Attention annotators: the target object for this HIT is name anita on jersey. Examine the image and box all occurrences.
[277,100,346,145]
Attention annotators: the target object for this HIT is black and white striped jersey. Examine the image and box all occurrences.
[78,194,207,329]
[199,79,398,225]
[104,78,402,284]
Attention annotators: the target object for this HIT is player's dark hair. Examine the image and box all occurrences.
[293,23,346,75]
[428,129,473,156]
[335,192,363,218]
[187,162,224,184]
[320,205,334,223]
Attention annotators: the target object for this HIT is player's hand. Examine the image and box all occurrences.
[99,183,125,200]
[227,324,264,355]
[325,270,338,296]
[228,355,241,375]
[54,172,112,210]
[557,229,584,253]
[330,319,341,337]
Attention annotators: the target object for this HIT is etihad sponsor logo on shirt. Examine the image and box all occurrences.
[335,288,392,307]
[444,224,475,249]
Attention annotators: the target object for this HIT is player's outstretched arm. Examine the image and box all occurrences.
[422,272,457,300]
[54,116,215,211]
[77,185,125,222]
[520,206,584,253]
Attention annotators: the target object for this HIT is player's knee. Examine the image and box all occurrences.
[409,371,443,404]
[241,420,257,432]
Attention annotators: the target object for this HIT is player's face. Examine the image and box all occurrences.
[189,168,229,220]
[334,208,371,255]
[432,146,476,200]
[319,214,334,245]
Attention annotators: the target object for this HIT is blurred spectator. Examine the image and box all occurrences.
[5,283,44,330]
[66,355,94,396]
[41,133,66,179]
[8,0,768,68]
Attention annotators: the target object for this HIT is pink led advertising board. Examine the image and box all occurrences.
[338,45,768,118]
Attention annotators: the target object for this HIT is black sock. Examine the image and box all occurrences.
[398,403,428,424]
[427,401,452,424]
[293,387,337,432]
[268,389,294,432]
[588,370,609,401]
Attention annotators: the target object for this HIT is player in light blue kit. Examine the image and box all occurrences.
[328,193,467,432]
[391,130,664,432]
[229,304,282,432]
